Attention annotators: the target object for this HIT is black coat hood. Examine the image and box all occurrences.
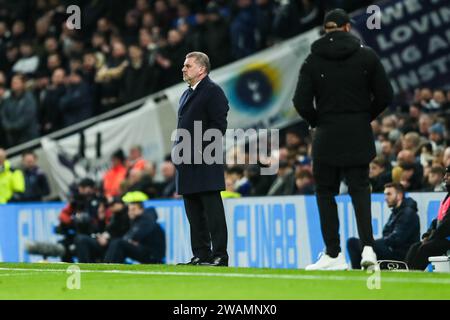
[311,31,361,60]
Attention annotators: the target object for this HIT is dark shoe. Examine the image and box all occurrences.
[177,257,207,265]
[200,256,228,267]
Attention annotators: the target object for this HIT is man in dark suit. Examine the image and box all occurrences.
[172,52,229,266]
[292,9,393,270]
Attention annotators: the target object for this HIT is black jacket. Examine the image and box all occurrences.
[123,207,165,260]
[105,208,130,239]
[293,31,393,166]
[423,193,450,241]
[173,76,229,195]
[382,197,420,259]
[21,167,50,202]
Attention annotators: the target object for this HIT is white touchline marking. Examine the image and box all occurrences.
[0,267,449,285]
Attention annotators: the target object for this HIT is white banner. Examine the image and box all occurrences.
[40,100,165,198]
[164,28,320,130]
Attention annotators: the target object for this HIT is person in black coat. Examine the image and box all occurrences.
[293,9,394,270]
[59,70,93,128]
[20,151,50,202]
[172,52,229,266]
[104,202,165,264]
[347,183,420,269]
[406,165,450,270]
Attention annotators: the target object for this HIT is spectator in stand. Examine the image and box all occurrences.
[202,1,232,69]
[39,67,66,134]
[429,89,447,113]
[155,28,189,89]
[380,139,396,168]
[95,39,128,114]
[422,166,446,192]
[59,69,93,128]
[295,169,314,195]
[120,43,156,103]
[273,0,322,40]
[267,160,295,196]
[230,0,258,59]
[20,151,50,202]
[1,74,39,147]
[228,165,251,196]
[0,148,25,204]
[418,114,432,138]
[418,87,434,112]
[394,150,424,191]
[369,156,392,193]
[159,160,176,198]
[347,183,420,269]
[221,175,242,199]
[246,164,275,196]
[103,149,127,200]
[12,40,40,77]
[401,131,422,156]
[127,145,149,172]
[443,147,450,167]
[428,123,446,152]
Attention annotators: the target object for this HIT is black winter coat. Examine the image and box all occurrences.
[173,76,229,195]
[293,31,393,166]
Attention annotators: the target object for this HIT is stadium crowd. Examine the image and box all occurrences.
[0,0,376,148]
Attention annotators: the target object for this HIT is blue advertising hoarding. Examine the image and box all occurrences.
[0,193,445,268]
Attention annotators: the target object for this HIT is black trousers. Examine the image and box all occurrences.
[347,237,402,269]
[183,191,228,260]
[104,239,162,264]
[405,239,450,270]
[75,234,106,263]
[313,162,374,257]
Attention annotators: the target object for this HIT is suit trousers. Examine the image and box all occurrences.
[313,161,374,257]
[183,191,228,260]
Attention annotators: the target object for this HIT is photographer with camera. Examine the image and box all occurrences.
[57,178,105,262]
[104,192,166,264]
[75,196,130,263]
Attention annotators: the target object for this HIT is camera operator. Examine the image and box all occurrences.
[56,178,105,262]
[75,196,130,263]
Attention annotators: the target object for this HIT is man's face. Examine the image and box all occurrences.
[78,186,94,196]
[182,57,204,86]
[369,163,383,178]
[384,187,401,208]
[128,204,143,220]
[22,154,36,169]
[429,173,443,186]
[444,171,450,189]
[11,76,25,93]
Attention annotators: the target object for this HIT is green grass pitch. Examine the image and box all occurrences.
[0,262,449,300]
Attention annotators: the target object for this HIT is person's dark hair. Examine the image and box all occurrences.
[430,166,446,177]
[296,169,313,180]
[22,150,37,159]
[129,202,144,209]
[384,182,405,194]
[228,165,244,177]
[112,149,126,163]
[371,155,387,168]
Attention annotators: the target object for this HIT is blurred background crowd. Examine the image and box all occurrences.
[0,0,449,206]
